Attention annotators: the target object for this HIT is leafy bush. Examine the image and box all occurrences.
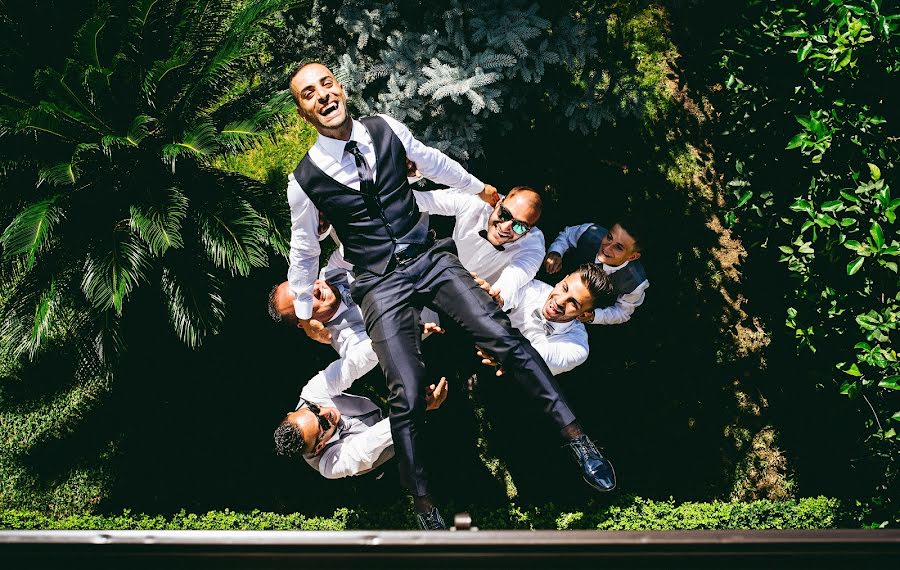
[718,0,899,497]
[0,0,295,371]
[0,497,857,530]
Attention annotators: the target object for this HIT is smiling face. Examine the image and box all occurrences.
[310,279,341,323]
[597,223,641,267]
[286,405,342,455]
[543,273,597,323]
[271,279,340,326]
[289,63,351,139]
[485,189,542,246]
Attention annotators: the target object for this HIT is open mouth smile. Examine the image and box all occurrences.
[320,101,339,117]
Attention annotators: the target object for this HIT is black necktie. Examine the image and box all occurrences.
[345,140,374,194]
[478,229,505,252]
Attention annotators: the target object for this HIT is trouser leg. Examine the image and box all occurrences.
[353,270,430,497]
[417,248,577,430]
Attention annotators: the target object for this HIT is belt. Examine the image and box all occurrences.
[393,230,436,266]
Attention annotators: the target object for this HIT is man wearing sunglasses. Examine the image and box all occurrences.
[411,184,545,310]
[270,258,445,479]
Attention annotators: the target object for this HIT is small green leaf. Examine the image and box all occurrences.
[821,199,844,212]
[892,411,900,422]
[786,133,805,149]
[847,256,865,275]
[868,162,881,181]
[878,376,900,390]
[870,222,885,248]
[782,25,809,37]
[844,363,863,377]
[737,190,753,207]
[798,41,813,61]
[885,428,897,439]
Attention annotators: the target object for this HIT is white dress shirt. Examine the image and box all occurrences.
[505,280,589,376]
[288,114,485,319]
[413,189,545,308]
[548,223,650,325]
[296,259,438,479]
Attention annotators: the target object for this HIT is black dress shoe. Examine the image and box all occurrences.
[416,506,447,530]
[567,435,616,492]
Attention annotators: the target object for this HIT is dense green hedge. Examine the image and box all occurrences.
[0,497,863,531]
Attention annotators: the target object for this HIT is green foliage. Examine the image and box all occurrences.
[0,0,298,367]
[719,0,899,497]
[0,496,856,530]
[273,0,669,159]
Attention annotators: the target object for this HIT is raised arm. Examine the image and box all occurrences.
[589,280,649,325]
[286,174,330,342]
[490,229,545,308]
[380,114,486,195]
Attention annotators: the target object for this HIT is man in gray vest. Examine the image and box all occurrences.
[543,220,649,325]
[285,62,615,529]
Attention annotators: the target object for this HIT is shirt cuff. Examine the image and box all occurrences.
[294,299,313,320]
[461,175,484,195]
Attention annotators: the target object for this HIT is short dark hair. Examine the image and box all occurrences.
[575,263,615,309]
[267,284,282,323]
[288,60,328,105]
[274,417,306,457]
[615,218,645,253]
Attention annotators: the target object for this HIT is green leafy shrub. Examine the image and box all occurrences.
[0,497,856,530]
[718,0,899,499]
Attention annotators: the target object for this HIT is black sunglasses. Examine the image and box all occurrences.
[295,398,333,434]
[497,200,532,235]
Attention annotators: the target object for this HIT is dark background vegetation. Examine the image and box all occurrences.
[0,0,895,526]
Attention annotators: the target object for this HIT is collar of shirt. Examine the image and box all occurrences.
[596,257,630,274]
[314,119,372,165]
[325,301,349,326]
[530,306,576,337]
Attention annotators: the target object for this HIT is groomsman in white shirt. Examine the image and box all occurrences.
[475,264,615,377]
[269,262,446,479]
[409,181,545,309]
[543,220,649,325]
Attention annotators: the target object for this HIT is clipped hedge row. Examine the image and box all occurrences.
[0,496,862,531]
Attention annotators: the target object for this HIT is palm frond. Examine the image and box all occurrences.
[0,197,64,268]
[100,114,156,154]
[196,196,267,276]
[129,186,187,256]
[160,264,225,348]
[75,11,110,70]
[143,53,190,104]
[37,162,77,187]
[218,118,264,151]
[127,0,161,45]
[81,230,151,315]
[161,122,219,171]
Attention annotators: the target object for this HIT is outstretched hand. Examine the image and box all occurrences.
[425,377,449,410]
[423,321,444,335]
[469,272,504,307]
[577,310,595,324]
[300,318,332,344]
[475,345,505,377]
[478,184,500,207]
[543,252,563,274]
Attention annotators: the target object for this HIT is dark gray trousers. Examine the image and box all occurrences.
[351,239,576,497]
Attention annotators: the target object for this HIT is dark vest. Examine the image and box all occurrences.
[292,116,430,275]
[570,224,647,296]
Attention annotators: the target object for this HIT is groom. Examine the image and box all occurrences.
[285,61,616,529]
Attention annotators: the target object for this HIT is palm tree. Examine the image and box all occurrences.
[0,0,300,371]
